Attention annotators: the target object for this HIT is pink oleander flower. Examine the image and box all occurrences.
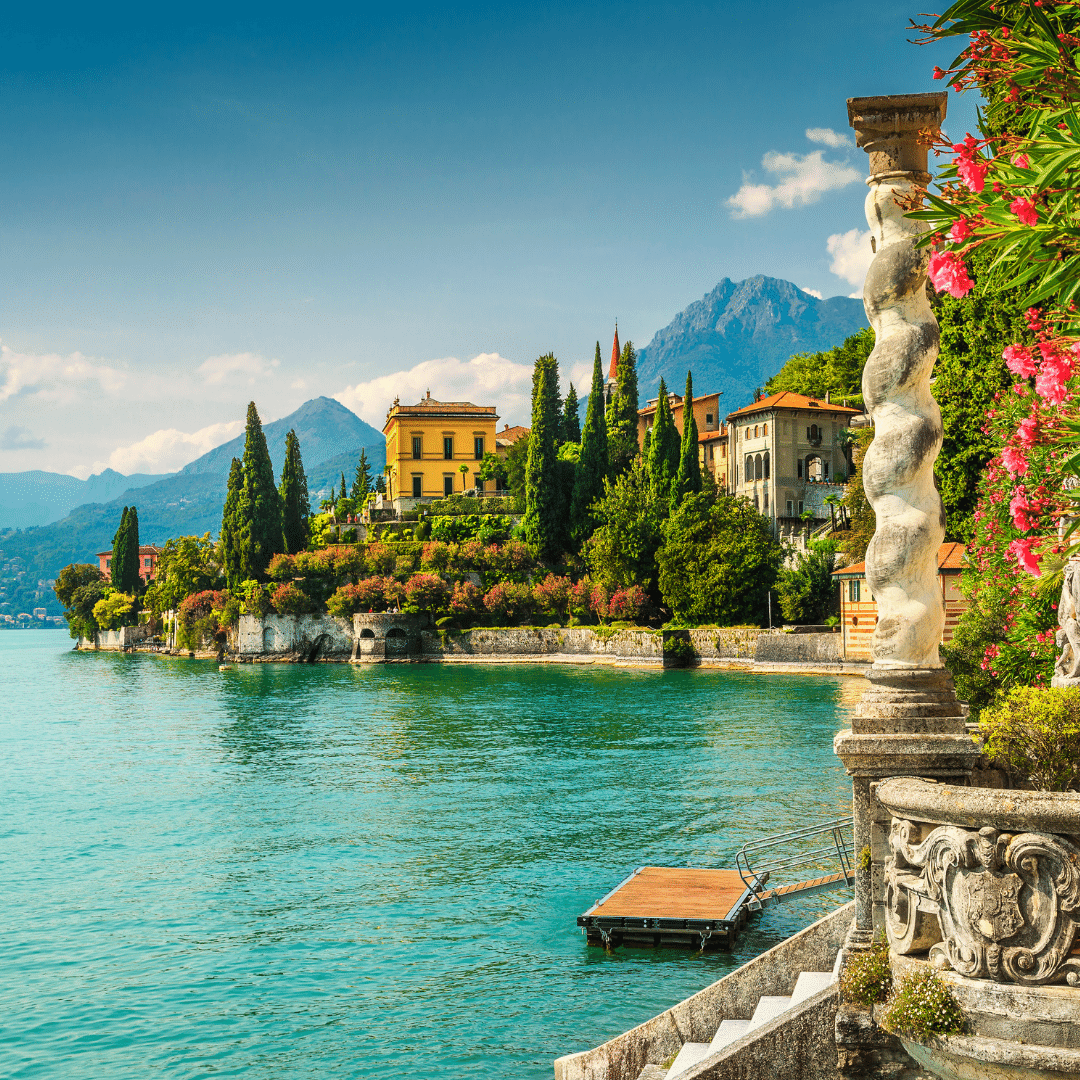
[1001,445,1029,476]
[948,217,974,243]
[1035,352,1073,406]
[1003,344,1037,377]
[927,250,974,298]
[1011,153,1030,169]
[1016,416,1038,446]
[953,136,988,192]
[1007,537,1041,577]
[1009,489,1034,530]
[1010,197,1038,226]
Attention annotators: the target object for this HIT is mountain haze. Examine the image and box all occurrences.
[635,277,867,410]
[0,469,169,531]
[0,397,386,581]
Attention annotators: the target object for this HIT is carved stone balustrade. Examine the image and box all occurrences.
[877,777,1080,988]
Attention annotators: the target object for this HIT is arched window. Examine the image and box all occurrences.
[807,455,823,482]
[764,489,769,510]
[762,423,768,436]
[746,426,751,439]
[745,455,753,483]
[763,451,770,480]
[754,424,760,438]
[755,454,763,480]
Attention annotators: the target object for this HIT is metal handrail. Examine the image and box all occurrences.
[736,815,855,900]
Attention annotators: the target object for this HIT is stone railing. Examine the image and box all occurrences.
[876,777,1080,987]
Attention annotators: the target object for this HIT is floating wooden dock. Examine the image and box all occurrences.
[577,866,763,950]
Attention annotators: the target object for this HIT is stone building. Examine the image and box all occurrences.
[382,391,499,510]
[832,541,969,661]
[723,391,860,538]
[637,389,728,487]
[97,545,163,584]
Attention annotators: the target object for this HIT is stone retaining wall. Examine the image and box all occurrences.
[423,626,664,660]
[688,628,771,659]
[237,614,353,659]
[79,624,151,650]
[754,631,843,664]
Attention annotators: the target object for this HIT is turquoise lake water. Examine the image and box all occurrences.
[1,630,856,1078]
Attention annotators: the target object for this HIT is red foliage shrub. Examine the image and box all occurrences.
[366,542,396,575]
[606,585,648,623]
[532,573,571,616]
[271,582,316,615]
[449,580,483,616]
[420,541,451,572]
[403,573,450,611]
[483,581,533,622]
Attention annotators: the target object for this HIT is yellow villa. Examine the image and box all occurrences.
[382,391,499,509]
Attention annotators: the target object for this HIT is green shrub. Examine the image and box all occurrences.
[881,969,964,1041]
[92,591,136,630]
[840,939,891,1006]
[979,686,1080,791]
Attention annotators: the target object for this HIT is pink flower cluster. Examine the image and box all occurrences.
[953,134,988,193]
[1007,537,1041,577]
[927,250,974,298]
[1010,196,1038,225]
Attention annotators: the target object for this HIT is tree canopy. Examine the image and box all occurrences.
[764,326,874,406]
[606,340,639,475]
[524,355,561,559]
[570,343,609,543]
[280,429,310,555]
[237,402,283,580]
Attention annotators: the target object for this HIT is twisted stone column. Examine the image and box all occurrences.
[834,95,978,950]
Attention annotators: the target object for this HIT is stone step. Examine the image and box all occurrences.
[746,994,793,1032]
[708,1018,750,1051]
[791,970,836,1005]
[666,1041,712,1078]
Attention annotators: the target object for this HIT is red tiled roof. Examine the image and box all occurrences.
[496,424,530,444]
[727,391,860,421]
[833,543,967,577]
[698,426,727,443]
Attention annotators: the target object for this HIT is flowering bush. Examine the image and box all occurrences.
[177,589,229,649]
[840,939,892,1007]
[532,573,571,618]
[270,582,316,615]
[448,580,484,616]
[605,585,648,623]
[483,581,532,623]
[403,572,450,611]
[568,576,594,620]
[326,576,398,616]
[457,539,486,571]
[880,969,965,1042]
[366,542,396,576]
[979,685,1080,790]
[420,541,451,572]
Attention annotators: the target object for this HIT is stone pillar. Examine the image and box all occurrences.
[834,94,980,950]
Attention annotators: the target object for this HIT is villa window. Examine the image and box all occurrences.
[786,500,793,517]
[474,436,484,460]
[705,413,713,425]
[824,461,830,480]
[744,455,752,483]
[746,426,751,439]
[443,437,453,460]
[849,580,861,602]
[476,478,484,494]
[764,490,769,511]
[412,476,422,498]
[444,476,454,496]
[764,451,770,480]
[798,500,804,514]
[754,424,760,438]
[762,423,768,436]
[797,459,803,479]
[754,454,763,480]
[412,436,422,460]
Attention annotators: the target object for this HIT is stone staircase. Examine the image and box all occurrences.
[651,953,841,1079]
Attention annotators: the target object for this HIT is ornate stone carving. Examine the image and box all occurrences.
[1052,556,1080,686]
[885,818,1080,986]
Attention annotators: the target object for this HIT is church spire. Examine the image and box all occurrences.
[608,322,620,380]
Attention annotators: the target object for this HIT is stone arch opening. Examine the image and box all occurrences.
[306,633,330,663]
[359,628,375,639]
[262,626,275,651]
[385,627,409,653]
[763,451,770,480]
[806,455,823,482]
[744,456,753,483]
[754,454,763,480]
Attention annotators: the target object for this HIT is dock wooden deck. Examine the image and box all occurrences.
[577,866,761,950]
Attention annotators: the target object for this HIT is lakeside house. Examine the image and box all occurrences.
[637,389,727,488]
[97,545,163,584]
[382,391,500,511]
[495,423,529,456]
[724,391,861,542]
[832,541,969,661]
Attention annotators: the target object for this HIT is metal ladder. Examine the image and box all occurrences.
[735,816,855,911]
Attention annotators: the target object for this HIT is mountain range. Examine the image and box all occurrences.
[634,276,867,409]
[0,398,384,581]
[0,469,169,531]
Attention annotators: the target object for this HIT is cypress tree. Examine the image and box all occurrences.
[524,354,561,559]
[124,505,141,593]
[111,507,130,591]
[222,457,245,589]
[646,379,680,500]
[339,473,347,503]
[238,401,283,581]
[676,370,702,500]
[280,429,310,555]
[606,340,639,475]
[570,343,609,544]
[562,383,581,443]
[352,448,373,499]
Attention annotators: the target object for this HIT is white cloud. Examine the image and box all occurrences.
[197,352,280,385]
[727,149,860,219]
[0,341,127,403]
[827,228,875,294]
[335,352,540,429]
[799,286,824,300]
[83,420,245,476]
[806,127,851,148]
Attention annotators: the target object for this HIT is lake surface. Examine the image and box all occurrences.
[0,631,856,1078]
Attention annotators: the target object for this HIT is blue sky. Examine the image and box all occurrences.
[0,1,979,477]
